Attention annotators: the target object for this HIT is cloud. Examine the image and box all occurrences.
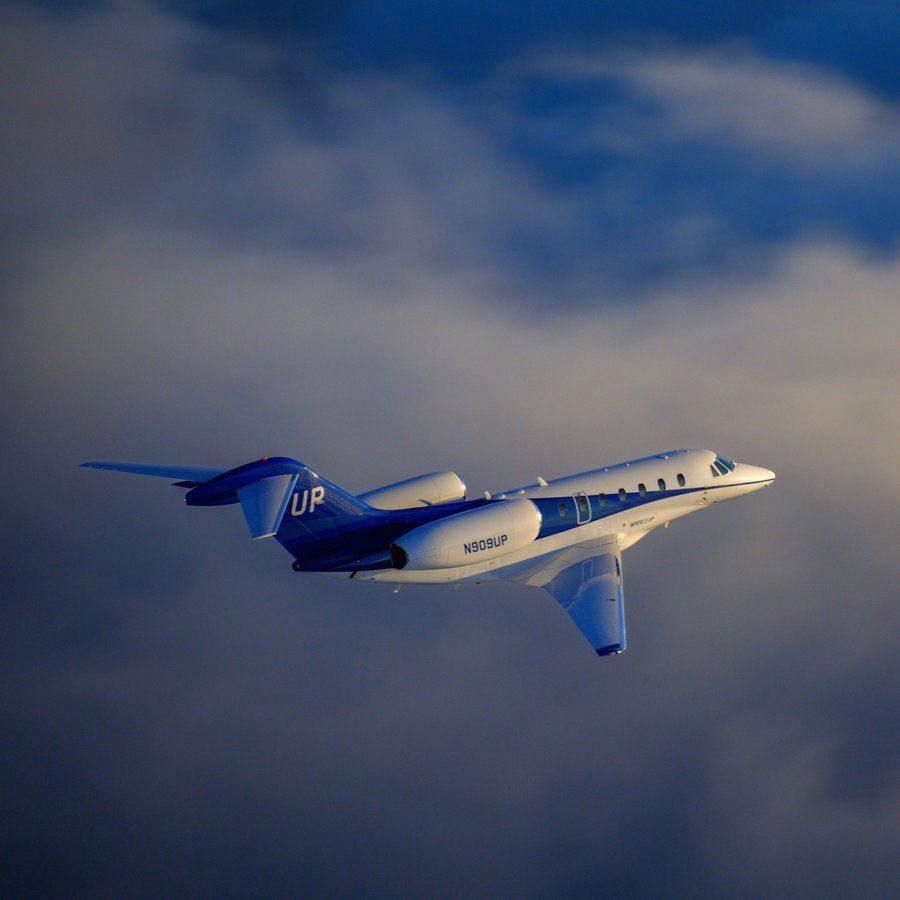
[6,188,898,896]
[0,0,551,272]
[496,45,899,287]
[625,53,896,158]
[521,47,900,164]
[5,2,898,307]
[697,714,900,895]
[2,2,898,896]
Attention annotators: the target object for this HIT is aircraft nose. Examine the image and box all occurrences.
[741,464,775,485]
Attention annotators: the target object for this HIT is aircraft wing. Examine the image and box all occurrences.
[498,539,626,656]
[79,460,227,486]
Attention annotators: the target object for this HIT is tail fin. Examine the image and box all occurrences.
[82,455,372,540]
[183,457,372,539]
[235,473,299,539]
[272,465,374,539]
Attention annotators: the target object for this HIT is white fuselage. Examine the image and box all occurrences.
[361,449,775,585]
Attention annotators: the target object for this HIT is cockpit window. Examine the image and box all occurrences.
[715,455,736,472]
[710,464,720,477]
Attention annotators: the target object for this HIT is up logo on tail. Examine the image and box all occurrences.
[291,486,325,516]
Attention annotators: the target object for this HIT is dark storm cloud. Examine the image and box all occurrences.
[3,2,899,897]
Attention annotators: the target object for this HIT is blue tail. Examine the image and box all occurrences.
[275,463,375,538]
[179,456,373,540]
[271,461,384,568]
[81,454,376,546]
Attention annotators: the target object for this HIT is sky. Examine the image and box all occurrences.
[2,1,899,896]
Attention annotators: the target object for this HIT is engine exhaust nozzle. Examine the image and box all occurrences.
[389,543,409,569]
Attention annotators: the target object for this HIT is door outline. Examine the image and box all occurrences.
[573,492,592,525]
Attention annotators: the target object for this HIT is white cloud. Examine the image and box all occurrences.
[8,215,900,565]
[523,46,900,163]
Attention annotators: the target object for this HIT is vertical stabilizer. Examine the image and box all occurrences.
[237,474,300,539]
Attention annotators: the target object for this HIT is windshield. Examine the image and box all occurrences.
[712,455,735,476]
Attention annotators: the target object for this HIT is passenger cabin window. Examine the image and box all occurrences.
[557,502,567,516]
[598,493,606,508]
[658,478,666,491]
[638,483,647,497]
[618,488,627,503]
[677,473,685,487]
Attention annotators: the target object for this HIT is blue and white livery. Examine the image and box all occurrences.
[81,449,774,656]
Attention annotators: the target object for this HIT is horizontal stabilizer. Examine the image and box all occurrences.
[80,460,226,486]
[237,474,299,539]
[80,455,364,543]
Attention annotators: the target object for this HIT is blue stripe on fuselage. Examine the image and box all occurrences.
[284,480,765,571]
[534,480,767,539]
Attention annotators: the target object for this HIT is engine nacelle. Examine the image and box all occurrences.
[358,471,466,510]
[390,498,541,570]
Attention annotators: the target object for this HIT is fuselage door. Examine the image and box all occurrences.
[574,492,592,524]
